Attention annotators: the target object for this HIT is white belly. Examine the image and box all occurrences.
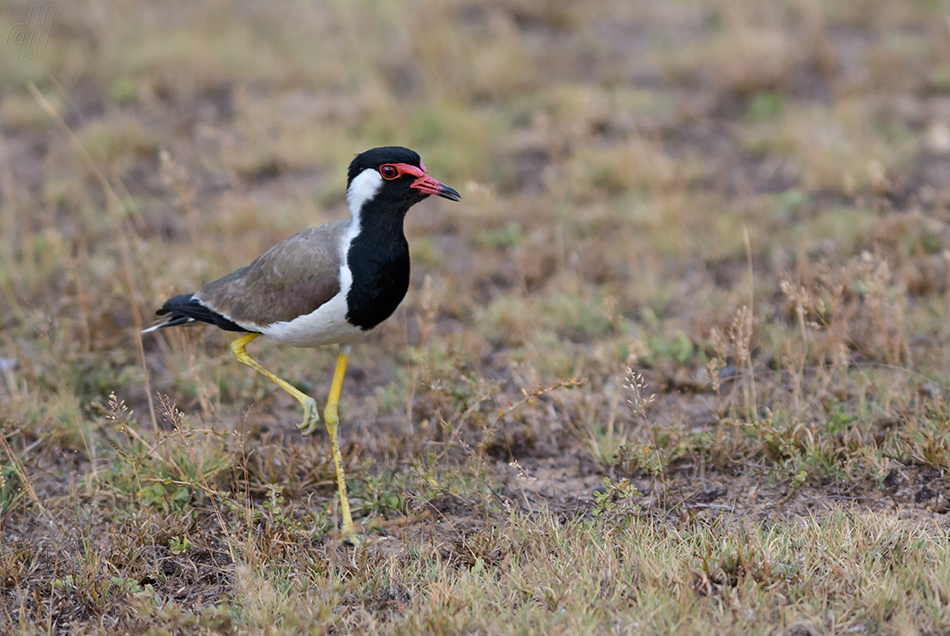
[257,290,368,347]
[247,221,370,348]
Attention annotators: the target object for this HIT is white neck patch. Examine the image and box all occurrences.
[346,168,383,221]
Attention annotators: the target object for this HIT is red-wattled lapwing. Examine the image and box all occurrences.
[143,146,460,534]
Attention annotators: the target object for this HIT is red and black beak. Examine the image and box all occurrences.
[411,174,461,201]
[387,162,462,202]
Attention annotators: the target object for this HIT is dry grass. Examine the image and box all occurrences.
[3,0,950,633]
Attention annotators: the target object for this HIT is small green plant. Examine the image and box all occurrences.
[747,90,785,122]
[262,483,301,534]
[168,535,193,555]
[109,576,143,595]
[101,393,231,514]
[790,467,808,489]
[51,574,76,590]
[0,463,22,519]
[475,222,526,248]
[587,420,628,471]
[591,477,640,518]
[356,473,404,517]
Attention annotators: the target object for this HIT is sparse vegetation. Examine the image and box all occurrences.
[3,0,950,633]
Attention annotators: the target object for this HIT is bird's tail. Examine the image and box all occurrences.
[141,315,195,334]
[141,293,201,334]
[141,293,251,334]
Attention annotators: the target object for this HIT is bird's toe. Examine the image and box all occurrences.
[298,398,320,436]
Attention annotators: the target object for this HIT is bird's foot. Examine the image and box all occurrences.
[297,397,320,436]
[342,527,365,547]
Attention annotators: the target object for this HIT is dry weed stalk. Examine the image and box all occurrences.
[730,305,756,419]
[624,367,661,484]
[0,431,51,520]
[710,306,758,422]
[496,377,586,426]
[407,274,438,433]
[158,394,239,562]
[29,83,159,432]
[158,151,218,419]
[479,376,586,460]
[780,280,810,413]
[775,251,909,430]
[159,148,204,263]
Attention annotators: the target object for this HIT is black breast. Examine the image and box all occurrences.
[345,227,411,330]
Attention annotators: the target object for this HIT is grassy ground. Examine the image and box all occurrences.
[3,0,950,633]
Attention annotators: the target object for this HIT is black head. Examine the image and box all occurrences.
[346,146,460,217]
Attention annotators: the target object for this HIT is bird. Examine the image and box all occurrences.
[143,146,460,535]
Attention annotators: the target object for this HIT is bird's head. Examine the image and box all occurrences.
[346,146,460,218]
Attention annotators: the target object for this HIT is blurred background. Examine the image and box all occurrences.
[2,0,950,626]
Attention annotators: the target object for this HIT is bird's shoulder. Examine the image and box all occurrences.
[247,219,349,269]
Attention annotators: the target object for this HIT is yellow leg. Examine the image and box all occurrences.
[230,334,320,435]
[325,347,354,535]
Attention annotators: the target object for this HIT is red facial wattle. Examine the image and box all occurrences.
[381,162,461,201]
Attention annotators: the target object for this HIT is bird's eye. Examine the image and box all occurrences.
[380,165,399,180]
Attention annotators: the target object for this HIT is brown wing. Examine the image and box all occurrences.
[195,220,350,327]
